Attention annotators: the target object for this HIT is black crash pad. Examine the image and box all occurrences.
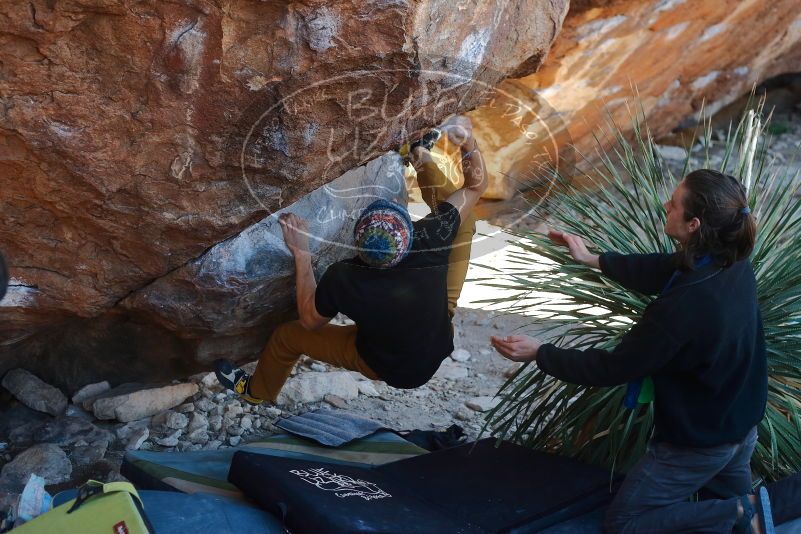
[228,438,619,534]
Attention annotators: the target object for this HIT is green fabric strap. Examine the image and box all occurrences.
[637,376,655,404]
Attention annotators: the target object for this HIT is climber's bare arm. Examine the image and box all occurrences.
[441,116,487,221]
[279,214,330,330]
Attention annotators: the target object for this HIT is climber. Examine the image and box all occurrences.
[215,115,486,405]
[491,169,773,533]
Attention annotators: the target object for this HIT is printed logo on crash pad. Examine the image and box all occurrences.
[113,521,129,534]
[290,467,392,501]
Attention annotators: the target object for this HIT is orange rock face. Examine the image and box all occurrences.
[0,1,567,388]
[472,0,801,199]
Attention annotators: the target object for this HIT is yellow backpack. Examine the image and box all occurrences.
[14,480,153,534]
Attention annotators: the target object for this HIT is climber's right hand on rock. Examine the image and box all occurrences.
[279,213,310,258]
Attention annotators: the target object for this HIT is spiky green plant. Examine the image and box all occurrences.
[478,103,801,481]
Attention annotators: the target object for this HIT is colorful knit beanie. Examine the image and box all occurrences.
[354,199,414,268]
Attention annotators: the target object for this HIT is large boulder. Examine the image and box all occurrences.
[470,0,801,199]
[122,154,408,365]
[0,0,568,388]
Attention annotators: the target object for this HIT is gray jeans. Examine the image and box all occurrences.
[604,426,758,533]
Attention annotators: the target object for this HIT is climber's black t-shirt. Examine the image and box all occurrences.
[315,202,461,388]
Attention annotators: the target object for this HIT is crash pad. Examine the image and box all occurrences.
[228,438,619,533]
[52,489,283,534]
[276,408,386,446]
[121,430,426,500]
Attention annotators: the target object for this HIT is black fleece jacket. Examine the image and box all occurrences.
[537,252,767,447]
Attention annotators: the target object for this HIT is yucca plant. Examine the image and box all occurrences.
[478,101,801,481]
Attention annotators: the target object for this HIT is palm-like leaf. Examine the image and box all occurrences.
[481,103,801,481]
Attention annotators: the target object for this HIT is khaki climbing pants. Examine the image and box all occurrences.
[248,160,476,402]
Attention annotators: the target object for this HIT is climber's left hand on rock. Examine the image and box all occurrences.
[279,213,310,257]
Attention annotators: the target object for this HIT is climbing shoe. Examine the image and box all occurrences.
[399,128,442,163]
[410,128,442,152]
[214,359,263,406]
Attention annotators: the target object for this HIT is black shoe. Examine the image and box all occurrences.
[213,359,263,405]
[410,128,442,152]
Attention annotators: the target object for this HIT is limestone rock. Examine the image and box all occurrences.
[0,444,72,490]
[194,398,215,413]
[187,412,209,433]
[655,145,688,161]
[208,415,223,433]
[72,440,109,467]
[125,428,149,451]
[357,381,382,398]
[91,383,199,422]
[224,403,244,418]
[114,419,138,441]
[71,381,111,405]
[197,373,218,389]
[324,394,348,410]
[149,411,171,429]
[277,372,359,405]
[454,407,473,421]
[0,405,51,447]
[262,406,283,419]
[175,403,195,414]
[503,363,523,379]
[165,412,189,430]
[0,0,568,389]
[64,404,94,421]
[155,430,182,448]
[240,415,253,431]
[435,360,470,381]
[465,396,501,412]
[32,416,113,447]
[187,429,210,445]
[450,349,471,363]
[1,369,67,416]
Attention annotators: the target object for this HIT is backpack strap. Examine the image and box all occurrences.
[67,480,143,513]
[66,480,153,533]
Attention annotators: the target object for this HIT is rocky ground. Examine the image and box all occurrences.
[656,106,801,180]
[1,106,798,514]
[0,306,531,504]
